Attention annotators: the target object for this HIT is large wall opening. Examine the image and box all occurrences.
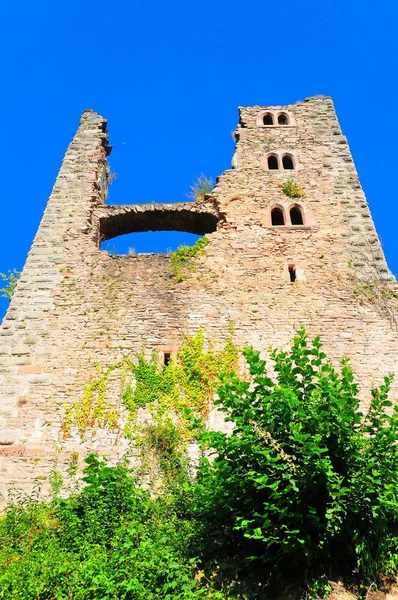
[98,203,219,255]
[100,231,201,255]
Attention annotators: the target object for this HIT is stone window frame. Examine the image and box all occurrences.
[256,110,296,128]
[267,153,280,170]
[281,153,295,170]
[267,202,315,228]
[277,112,289,125]
[270,204,286,226]
[262,112,275,125]
[289,204,305,225]
[262,151,299,171]
[282,262,307,283]
[157,345,179,366]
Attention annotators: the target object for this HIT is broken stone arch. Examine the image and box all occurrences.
[95,202,221,246]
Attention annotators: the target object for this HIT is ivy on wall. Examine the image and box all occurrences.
[61,329,239,460]
[170,237,209,282]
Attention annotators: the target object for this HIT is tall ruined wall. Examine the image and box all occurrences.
[0,96,396,494]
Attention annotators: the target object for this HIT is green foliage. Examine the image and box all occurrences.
[280,178,305,198]
[194,328,398,594]
[170,236,209,282]
[351,275,398,305]
[124,330,238,482]
[0,455,225,599]
[62,362,122,440]
[0,269,20,300]
[187,173,214,202]
[125,330,238,421]
[308,575,333,600]
[62,330,238,479]
[5,330,398,598]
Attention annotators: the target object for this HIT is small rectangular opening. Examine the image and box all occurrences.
[288,265,296,282]
[163,352,172,366]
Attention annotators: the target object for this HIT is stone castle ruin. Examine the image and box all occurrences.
[0,95,397,494]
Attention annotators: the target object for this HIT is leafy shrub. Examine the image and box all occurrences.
[280,178,305,198]
[0,455,224,599]
[2,330,398,599]
[194,328,398,593]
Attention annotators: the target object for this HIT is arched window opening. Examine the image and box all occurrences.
[288,265,296,282]
[268,155,279,170]
[278,113,289,125]
[290,206,304,225]
[99,205,219,255]
[263,113,274,125]
[271,207,285,226]
[282,154,294,170]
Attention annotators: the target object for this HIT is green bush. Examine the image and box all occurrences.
[1,329,397,599]
[0,455,224,600]
[194,328,398,592]
[280,179,305,198]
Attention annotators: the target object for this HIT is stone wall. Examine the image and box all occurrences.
[0,96,396,495]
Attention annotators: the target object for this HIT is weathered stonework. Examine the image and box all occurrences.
[0,96,397,495]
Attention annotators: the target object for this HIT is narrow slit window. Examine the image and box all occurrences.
[271,207,285,226]
[288,265,296,282]
[263,113,274,125]
[282,155,294,170]
[268,155,279,170]
[290,206,304,225]
[278,113,289,125]
[163,352,171,366]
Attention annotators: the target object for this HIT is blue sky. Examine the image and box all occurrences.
[0,0,397,318]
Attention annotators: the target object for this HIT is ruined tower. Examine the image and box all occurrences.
[0,96,396,494]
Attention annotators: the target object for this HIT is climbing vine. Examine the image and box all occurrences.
[61,362,123,440]
[170,236,209,282]
[61,330,239,459]
[347,265,398,330]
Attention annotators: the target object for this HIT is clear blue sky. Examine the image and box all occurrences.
[0,0,397,319]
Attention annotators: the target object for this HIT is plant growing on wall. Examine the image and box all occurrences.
[187,174,214,202]
[170,236,209,282]
[0,269,20,300]
[3,329,398,599]
[62,329,238,452]
[280,178,305,198]
[347,261,398,330]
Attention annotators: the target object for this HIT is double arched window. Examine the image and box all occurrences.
[266,153,295,170]
[270,204,305,226]
[261,111,291,126]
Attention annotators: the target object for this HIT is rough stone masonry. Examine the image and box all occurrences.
[0,96,397,496]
